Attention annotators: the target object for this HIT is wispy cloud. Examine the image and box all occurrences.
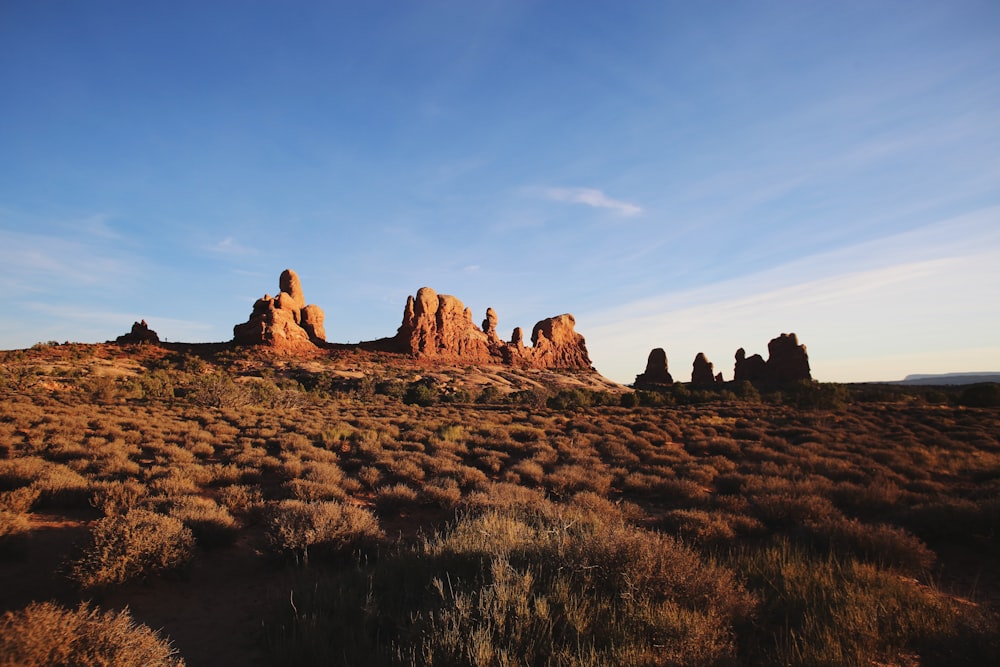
[0,229,136,291]
[209,237,258,256]
[537,187,643,216]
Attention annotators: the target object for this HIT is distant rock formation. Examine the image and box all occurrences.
[634,348,673,387]
[233,269,326,352]
[691,352,721,386]
[115,320,159,345]
[734,333,811,386]
[764,333,811,385]
[391,287,591,370]
[734,348,766,383]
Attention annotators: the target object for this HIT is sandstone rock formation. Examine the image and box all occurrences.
[115,320,159,345]
[634,348,673,387]
[764,333,811,384]
[691,352,720,386]
[734,334,811,386]
[233,269,326,352]
[391,287,591,370]
[734,348,766,383]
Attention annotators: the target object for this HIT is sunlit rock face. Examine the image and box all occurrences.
[393,287,591,370]
[233,269,326,351]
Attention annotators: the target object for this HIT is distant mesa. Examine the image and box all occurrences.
[233,269,326,352]
[389,286,592,370]
[634,348,673,388]
[115,320,160,345]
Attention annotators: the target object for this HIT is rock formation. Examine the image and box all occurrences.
[115,320,159,345]
[391,287,591,370]
[764,333,811,384]
[733,334,811,386]
[691,352,720,386]
[734,347,766,383]
[233,269,326,352]
[634,348,673,387]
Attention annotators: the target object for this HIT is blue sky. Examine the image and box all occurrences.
[1,1,998,383]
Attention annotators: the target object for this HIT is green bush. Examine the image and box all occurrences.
[0,601,185,667]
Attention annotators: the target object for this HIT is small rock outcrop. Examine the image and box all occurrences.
[691,352,721,386]
[233,269,326,351]
[634,348,673,387]
[115,320,159,345]
[392,287,591,370]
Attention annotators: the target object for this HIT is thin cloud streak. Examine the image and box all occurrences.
[209,237,258,256]
[538,187,643,216]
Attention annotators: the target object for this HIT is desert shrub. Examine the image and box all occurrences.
[217,484,264,522]
[375,483,420,514]
[168,495,239,548]
[735,539,1000,666]
[70,509,195,588]
[0,601,184,666]
[0,509,31,542]
[188,373,250,409]
[420,476,463,509]
[658,508,738,546]
[805,516,936,575]
[474,385,505,404]
[264,499,382,565]
[544,463,613,497]
[403,381,440,406]
[782,381,851,410]
[91,479,149,516]
[266,505,753,666]
[137,370,175,400]
[959,383,1000,408]
[546,388,592,409]
[0,485,41,513]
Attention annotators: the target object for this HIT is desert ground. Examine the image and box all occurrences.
[1,342,998,666]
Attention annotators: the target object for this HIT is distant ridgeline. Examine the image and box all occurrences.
[894,373,1000,386]
[115,268,812,386]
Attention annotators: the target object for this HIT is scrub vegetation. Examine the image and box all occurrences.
[1,342,998,665]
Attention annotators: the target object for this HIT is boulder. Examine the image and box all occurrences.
[233,269,326,351]
[635,348,673,387]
